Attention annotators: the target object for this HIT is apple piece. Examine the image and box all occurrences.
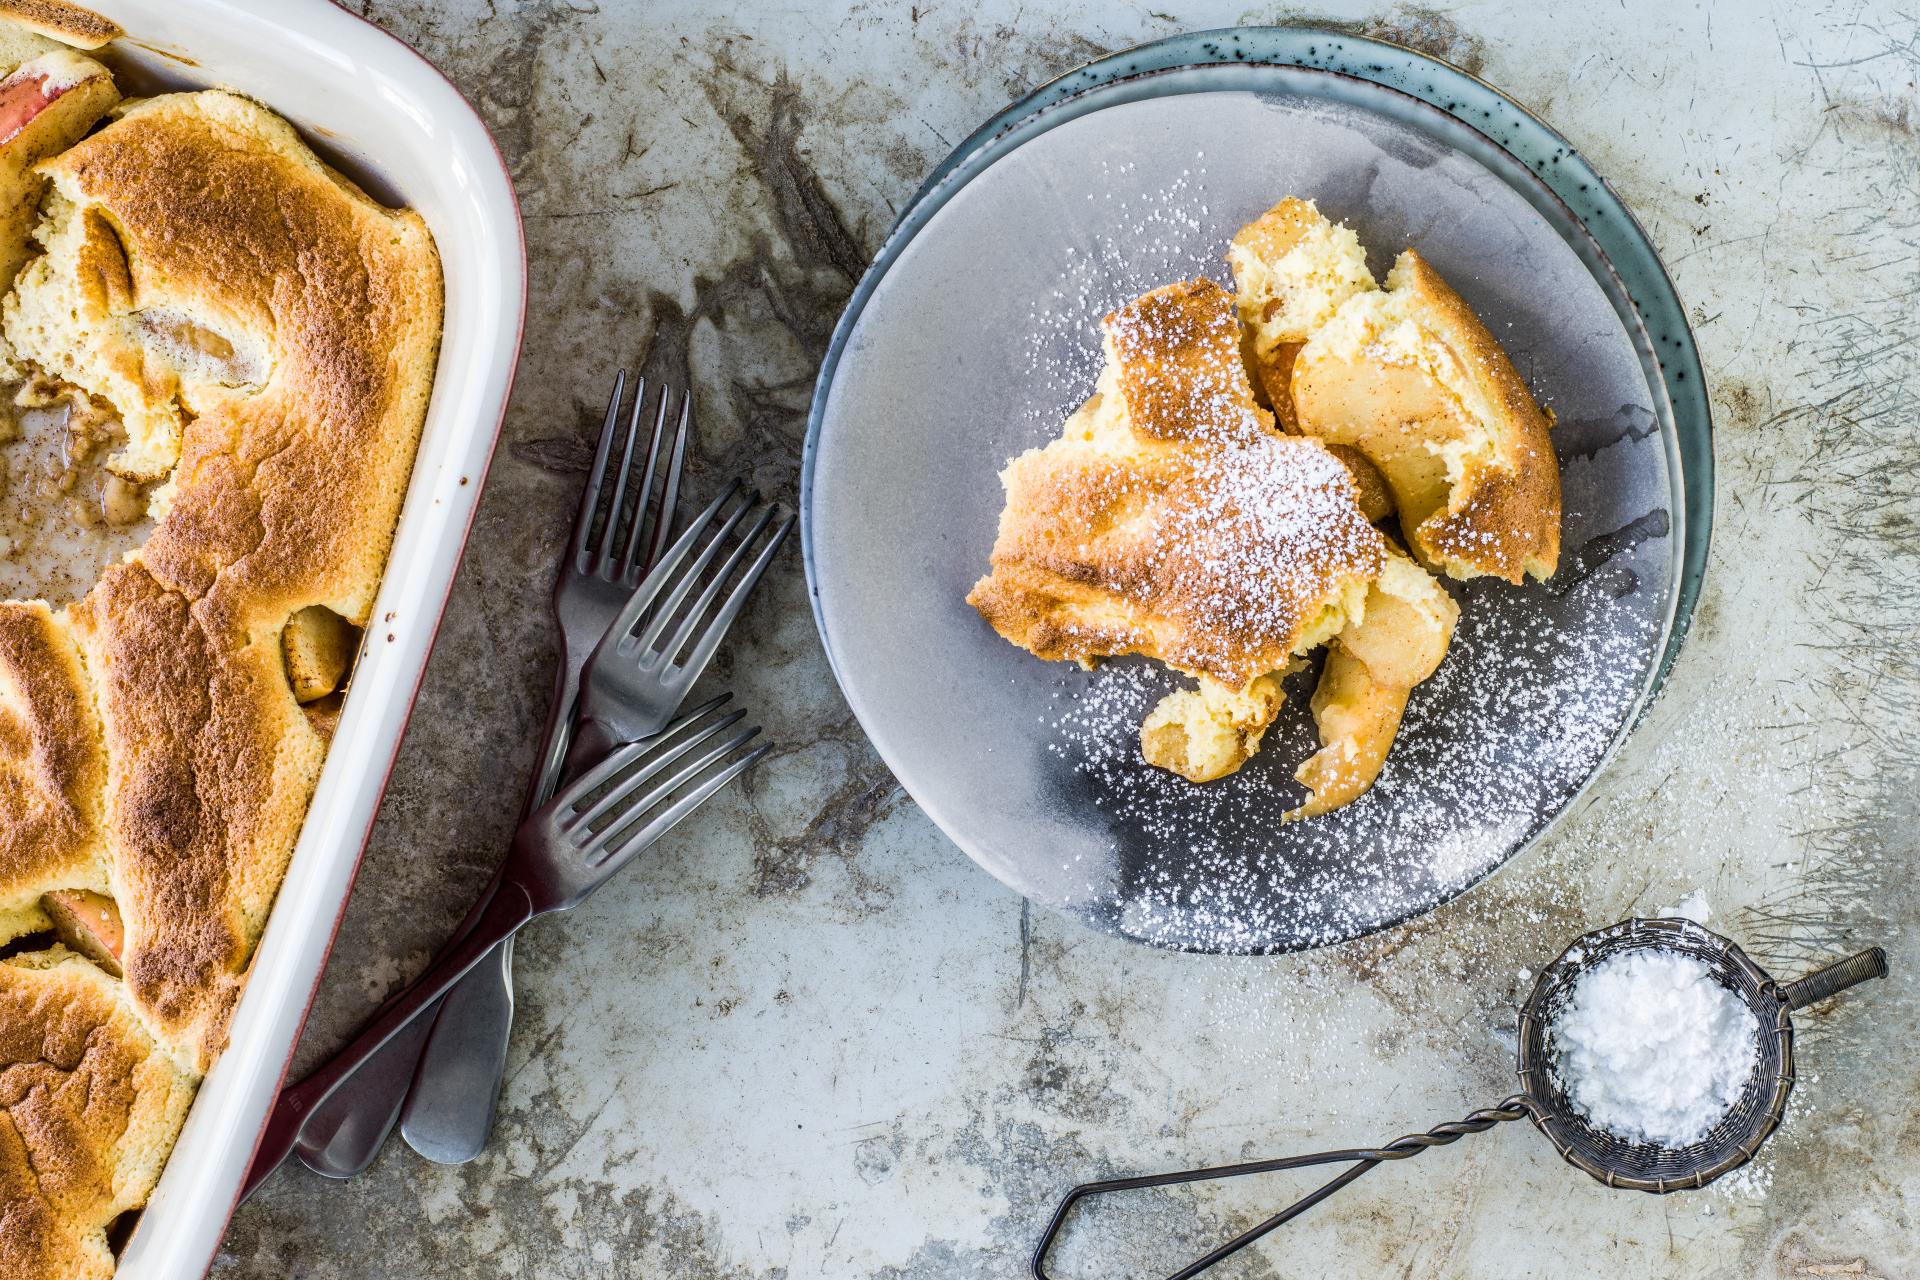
[1142,672,1287,783]
[283,605,356,703]
[0,69,62,145]
[1287,550,1458,819]
[41,888,124,975]
[0,51,119,292]
[1336,553,1459,688]
[1288,644,1408,821]
[1226,197,1378,430]
[0,53,119,155]
[1326,443,1395,522]
[302,691,345,742]
[1291,250,1562,583]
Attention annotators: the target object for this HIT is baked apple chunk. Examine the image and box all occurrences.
[1290,548,1458,819]
[1291,251,1561,583]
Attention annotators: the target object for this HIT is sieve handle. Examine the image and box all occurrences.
[1031,1096,1540,1280]
[1778,947,1889,1012]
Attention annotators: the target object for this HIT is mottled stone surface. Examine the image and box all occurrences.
[217,2,1919,1277]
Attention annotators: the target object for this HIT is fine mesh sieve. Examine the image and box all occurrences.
[1032,918,1888,1280]
[1515,916,1887,1191]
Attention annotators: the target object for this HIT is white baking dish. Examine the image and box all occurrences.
[64,3,527,1276]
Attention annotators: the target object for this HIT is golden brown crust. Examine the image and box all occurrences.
[1103,278,1272,447]
[68,564,326,1063]
[50,92,442,625]
[1386,252,1559,579]
[0,952,195,1280]
[0,85,439,1276]
[969,280,1383,691]
[0,2,116,49]
[978,199,1553,808]
[0,601,106,929]
[22,92,442,1066]
[0,92,441,1076]
[969,433,1381,687]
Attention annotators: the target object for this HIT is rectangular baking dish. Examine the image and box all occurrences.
[68,3,528,1276]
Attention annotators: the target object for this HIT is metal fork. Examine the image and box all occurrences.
[293,371,689,1177]
[397,373,695,1164]
[563,482,796,772]
[401,480,795,1162]
[246,698,767,1202]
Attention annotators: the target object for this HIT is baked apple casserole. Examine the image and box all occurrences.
[0,4,443,1276]
[969,196,1560,815]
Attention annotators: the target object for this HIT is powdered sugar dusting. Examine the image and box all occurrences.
[1025,158,1224,432]
[1148,437,1383,683]
[1104,279,1267,447]
[1044,582,1657,951]
[1004,164,1669,953]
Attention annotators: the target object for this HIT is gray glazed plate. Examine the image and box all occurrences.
[807,54,1696,954]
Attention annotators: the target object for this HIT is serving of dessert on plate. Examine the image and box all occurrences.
[970,197,1561,815]
[0,3,443,1275]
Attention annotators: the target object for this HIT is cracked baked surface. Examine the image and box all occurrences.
[0,34,442,1279]
[0,950,194,1280]
[39,90,443,1064]
[0,600,106,941]
[968,278,1385,693]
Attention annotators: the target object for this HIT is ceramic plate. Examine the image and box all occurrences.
[806,41,1706,954]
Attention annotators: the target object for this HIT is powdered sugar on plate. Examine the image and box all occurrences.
[1024,158,1225,427]
[1046,583,1657,951]
[1011,161,1668,952]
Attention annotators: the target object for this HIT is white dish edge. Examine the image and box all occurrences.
[71,2,527,1275]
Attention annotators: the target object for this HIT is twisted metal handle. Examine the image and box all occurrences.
[1031,1096,1540,1280]
[1778,946,1888,1012]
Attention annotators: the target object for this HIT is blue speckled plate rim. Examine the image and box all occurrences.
[802,26,1712,686]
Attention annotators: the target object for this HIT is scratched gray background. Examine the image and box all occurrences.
[217,3,1918,1277]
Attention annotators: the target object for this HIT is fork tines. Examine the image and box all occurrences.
[561,695,768,867]
[612,484,796,674]
[573,370,692,581]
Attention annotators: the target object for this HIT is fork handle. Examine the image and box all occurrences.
[529,661,583,809]
[1779,947,1888,1011]
[288,661,582,1176]
[243,881,539,1201]
[395,662,581,1163]
[562,716,620,784]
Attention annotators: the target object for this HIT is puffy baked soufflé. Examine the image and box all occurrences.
[969,196,1559,812]
[0,7,444,1275]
